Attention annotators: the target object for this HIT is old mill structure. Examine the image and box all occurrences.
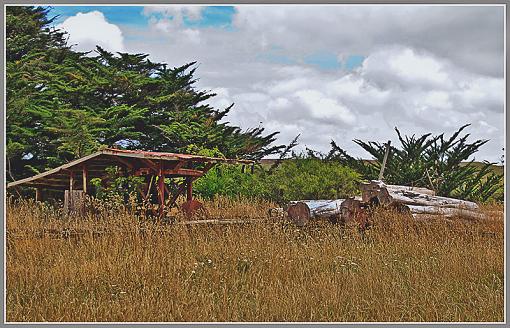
[7,148,253,217]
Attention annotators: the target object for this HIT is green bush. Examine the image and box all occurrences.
[194,157,361,204]
[79,154,361,205]
[268,158,361,203]
[193,165,270,200]
[90,166,145,203]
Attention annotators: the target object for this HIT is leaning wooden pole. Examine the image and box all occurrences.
[378,140,391,181]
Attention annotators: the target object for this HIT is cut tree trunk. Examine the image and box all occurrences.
[407,205,486,220]
[385,184,436,196]
[286,202,311,227]
[340,197,371,229]
[286,199,345,226]
[360,180,478,210]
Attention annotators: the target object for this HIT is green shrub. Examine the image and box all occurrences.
[193,165,270,200]
[90,166,145,203]
[267,158,360,203]
[194,157,360,204]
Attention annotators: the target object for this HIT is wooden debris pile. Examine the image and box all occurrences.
[360,180,482,220]
[281,180,484,227]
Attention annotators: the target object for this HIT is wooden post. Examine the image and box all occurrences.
[145,175,154,201]
[158,164,165,218]
[82,165,88,194]
[35,188,41,202]
[186,176,193,201]
[69,171,75,191]
[378,141,391,181]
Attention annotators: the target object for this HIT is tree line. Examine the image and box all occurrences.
[6,6,284,182]
[6,6,503,203]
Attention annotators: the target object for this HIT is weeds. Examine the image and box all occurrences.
[6,198,503,322]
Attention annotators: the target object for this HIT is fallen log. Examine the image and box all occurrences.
[407,205,486,220]
[360,180,478,210]
[385,184,435,196]
[340,197,371,229]
[288,199,346,217]
[286,199,345,226]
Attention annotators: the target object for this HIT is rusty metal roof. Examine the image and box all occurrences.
[100,148,254,163]
[7,148,254,190]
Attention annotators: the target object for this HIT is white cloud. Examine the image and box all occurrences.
[295,89,357,126]
[123,5,504,161]
[57,11,125,53]
[231,5,504,77]
[143,6,205,39]
[182,29,201,44]
[362,47,453,89]
[143,5,204,23]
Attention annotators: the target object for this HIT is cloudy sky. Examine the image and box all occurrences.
[50,5,505,162]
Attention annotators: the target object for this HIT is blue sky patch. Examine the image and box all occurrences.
[304,52,341,70]
[48,6,146,26]
[47,6,235,30]
[344,55,365,70]
[183,6,235,29]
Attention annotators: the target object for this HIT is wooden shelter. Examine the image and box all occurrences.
[7,148,253,217]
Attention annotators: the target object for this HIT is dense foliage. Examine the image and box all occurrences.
[328,125,503,202]
[194,156,361,204]
[7,7,502,205]
[6,6,283,182]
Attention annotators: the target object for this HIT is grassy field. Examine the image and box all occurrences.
[6,197,504,322]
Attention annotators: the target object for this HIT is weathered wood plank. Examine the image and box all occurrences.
[163,168,204,177]
[82,166,88,194]
[179,218,266,225]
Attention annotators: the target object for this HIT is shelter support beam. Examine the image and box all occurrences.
[82,166,88,194]
[69,171,75,191]
[186,176,193,201]
[158,163,165,218]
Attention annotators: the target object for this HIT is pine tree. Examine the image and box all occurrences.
[6,6,284,182]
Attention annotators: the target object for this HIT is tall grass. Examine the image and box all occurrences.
[6,198,503,322]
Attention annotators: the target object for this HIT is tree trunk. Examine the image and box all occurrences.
[286,199,345,226]
[407,205,486,220]
[360,180,478,210]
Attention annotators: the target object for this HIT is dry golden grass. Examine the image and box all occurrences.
[6,197,504,322]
